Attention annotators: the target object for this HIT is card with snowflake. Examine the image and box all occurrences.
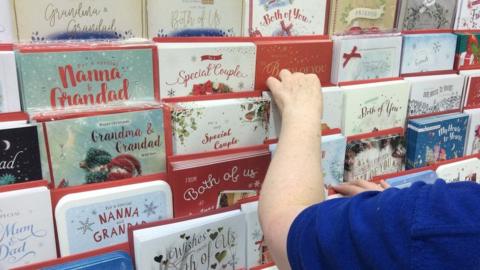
[322,133,347,186]
[397,0,456,30]
[55,180,173,256]
[157,42,256,98]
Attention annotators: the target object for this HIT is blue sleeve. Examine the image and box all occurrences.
[287,180,480,270]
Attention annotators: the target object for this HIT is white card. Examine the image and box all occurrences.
[464,109,480,155]
[455,0,480,30]
[241,201,264,269]
[0,0,16,42]
[0,51,21,113]
[436,158,480,183]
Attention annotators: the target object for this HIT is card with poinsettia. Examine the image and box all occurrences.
[397,0,456,30]
[331,34,402,83]
[157,42,256,99]
[42,109,167,188]
[455,33,480,69]
[55,180,173,256]
[244,0,328,37]
[462,70,480,109]
[0,0,15,42]
[436,158,480,183]
[455,0,480,30]
[14,0,143,41]
[147,0,243,38]
[168,97,270,155]
[0,50,21,113]
[131,209,246,270]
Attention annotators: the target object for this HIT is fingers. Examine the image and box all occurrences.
[279,69,292,81]
[332,184,365,197]
[332,180,388,197]
[350,180,384,191]
[266,77,282,92]
[379,180,390,189]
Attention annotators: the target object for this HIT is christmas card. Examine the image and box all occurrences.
[0,0,15,42]
[0,50,21,113]
[397,0,456,30]
[464,109,480,155]
[0,185,57,269]
[331,34,402,83]
[401,33,457,74]
[157,42,256,99]
[454,0,480,30]
[42,251,133,270]
[241,200,268,269]
[404,74,465,117]
[341,80,410,137]
[329,0,399,34]
[168,149,270,217]
[55,180,173,256]
[406,113,469,169]
[461,70,480,109]
[455,33,480,69]
[132,209,246,270]
[13,0,143,41]
[385,170,438,189]
[169,97,270,155]
[43,109,167,188]
[436,158,480,183]
[254,39,333,90]
[147,0,243,38]
[344,131,406,182]
[244,0,328,36]
[16,43,159,113]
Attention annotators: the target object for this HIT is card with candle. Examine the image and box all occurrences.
[461,70,480,109]
[16,43,159,113]
[157,42,256,99]
[436,158,480,183]
[0,185,57,269]
[55,180,173,256]
[397,0,456,30]
[0,50,21,113]
[147,0,243,38]
[455,33,480,70]
[454,0,480,30]
[244,0,328,36]
[168,97,270,155]
[0,0,16,42]
[331,34,402,83]
[43,109,166,188]
[13,0,143,41]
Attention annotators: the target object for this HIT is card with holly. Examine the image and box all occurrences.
[455,33,480,69]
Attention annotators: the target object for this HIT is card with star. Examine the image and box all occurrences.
[157,42,256,99]
[436,158,480,183]
[55,180,173,256]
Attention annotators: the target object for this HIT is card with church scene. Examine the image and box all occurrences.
[342,80,410,137]
[0,185,57,269]
[401,33,457,74]
[331,34,402,83]
[406,113,469,169]
[436,158,480,183]
[464,109,480,156]
[0,50,21,113]
[157,42,256,99]
[16,43,159,113]
[397,0,456,30]
[404,74,465,118]
[43,109,166,188]
[454,0,480,30]
[13,0,143,41]
[385,170,438,189]
[132,209,246,270]
[344,131,406,182]
[329,0,399,35]
[147,0,243,38]
[244,0,328,37]
[169,97,270,155]
[461,70,480,109]
[0,0,16,42]
[455,33,480,70]
[55,180,173,256]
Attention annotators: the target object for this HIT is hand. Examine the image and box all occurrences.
[332,180,390,197]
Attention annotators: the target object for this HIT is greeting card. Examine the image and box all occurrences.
[55,180,173,256]
[0,51,21,113]
[342,80,410,137]
[344,132,406,182]
[16,44,159,113]
[464,109,480,155]
[241,200,269,269]
[245,0,328,36]
[406,113,469,169]
[157,42,256,98]
[401,33,457,74]
[404,74,465,117]
[147,0,242,38]
[329,0,399,34]
[436,158,480,183]
[397,0,456,30]
[14,0,143,41]
[169,149,270,217]
[42,251,134,270]
[0,0,15,42]
[385,170,438,188]
[0,186,56,269]
[331,35,402,83]
[455,33,480,69]
[169,97,270,155]
[461,70,480,109]
[43,109,166,188]
[255,39,333,90]
[454,0,480,30]
[132,209,246,270]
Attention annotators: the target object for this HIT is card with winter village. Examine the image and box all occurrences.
[397,0,456,30]
[43,109,166,188]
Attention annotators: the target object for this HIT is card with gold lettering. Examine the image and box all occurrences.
[169,97,270,155]
[157,42,256,98]
[16,43,159,114]
[147,0,243,38]
[14,0,143,41]
[42,109,166,188]
[55,180,173,256]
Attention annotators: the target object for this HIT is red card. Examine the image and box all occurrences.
[465,76,480,109]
